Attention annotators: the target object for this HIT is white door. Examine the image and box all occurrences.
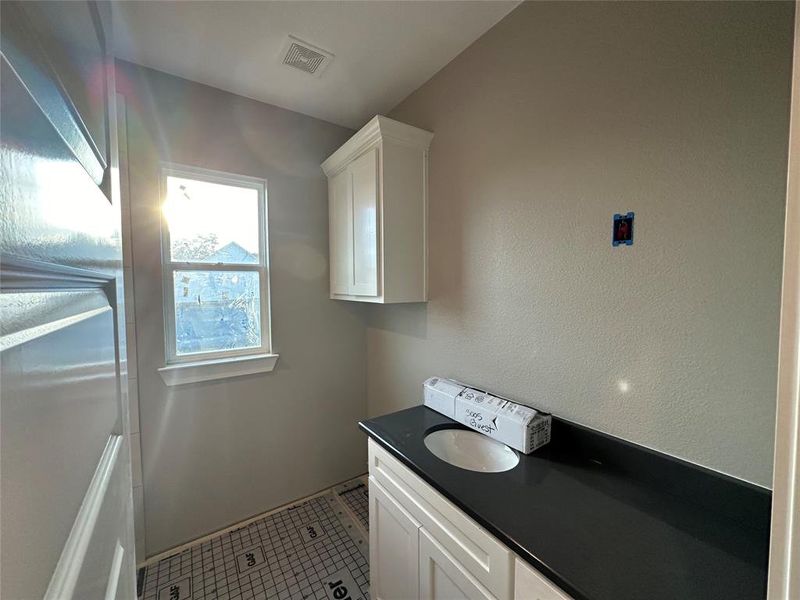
[369,478,421,600]
[1,1,136,599]
[419,528,496,600]
[329,168,353,295]
[349,148,380,296]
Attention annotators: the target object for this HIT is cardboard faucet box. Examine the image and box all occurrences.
[423,377,465,419]
[454,388,551,454]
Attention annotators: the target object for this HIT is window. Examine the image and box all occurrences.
[158,165,275,382]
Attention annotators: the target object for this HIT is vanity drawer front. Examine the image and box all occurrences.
[368,439,513,600]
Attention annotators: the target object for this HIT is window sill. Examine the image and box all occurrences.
[158,353,279,386]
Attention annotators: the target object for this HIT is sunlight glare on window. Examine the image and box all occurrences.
[164,175,260,264]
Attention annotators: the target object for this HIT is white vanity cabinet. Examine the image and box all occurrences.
[367,439,573,600]
[322,116,433,303]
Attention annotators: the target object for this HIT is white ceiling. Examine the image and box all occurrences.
[113,1,519,129]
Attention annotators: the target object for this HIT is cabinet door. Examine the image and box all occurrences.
[369,477,421,600]
[420,528,496,600]
[349,147,380,296]
[514,559,572,600]
[329,168,353,295]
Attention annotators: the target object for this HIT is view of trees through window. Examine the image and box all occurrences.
[172,233,221,262]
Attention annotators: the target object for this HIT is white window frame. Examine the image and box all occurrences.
[157,163,276,383]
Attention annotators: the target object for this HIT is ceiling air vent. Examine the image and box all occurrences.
[280,35,333,77]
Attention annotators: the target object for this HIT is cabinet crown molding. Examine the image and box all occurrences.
[321,115,433,177]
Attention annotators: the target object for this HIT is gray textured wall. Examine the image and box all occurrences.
[117,62,367,556]
[368,0,794,487]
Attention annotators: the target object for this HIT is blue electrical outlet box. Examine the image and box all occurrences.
[613,212,634,246]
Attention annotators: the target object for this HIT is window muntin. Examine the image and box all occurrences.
[161,165,270,364]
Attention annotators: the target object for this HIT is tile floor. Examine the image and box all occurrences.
[140,478,370,600]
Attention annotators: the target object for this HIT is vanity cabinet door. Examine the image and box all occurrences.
[514,559,572,600]
[369,478,421,600]
[420,528,496,600]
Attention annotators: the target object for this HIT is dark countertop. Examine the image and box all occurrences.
[359,406,771,600]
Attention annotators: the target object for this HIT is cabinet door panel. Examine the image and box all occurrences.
[349,148,379,296]
[329,169,353,295]
[514,559,572,600]
[420,528,496,600]
[369,477,420,600]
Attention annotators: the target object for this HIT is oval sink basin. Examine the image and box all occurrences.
[424,428,519,473]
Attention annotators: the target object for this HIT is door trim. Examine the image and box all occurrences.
[768,4,800,598]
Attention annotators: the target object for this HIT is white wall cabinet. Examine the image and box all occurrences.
[322,116,433,303]
[367,439,573,600]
